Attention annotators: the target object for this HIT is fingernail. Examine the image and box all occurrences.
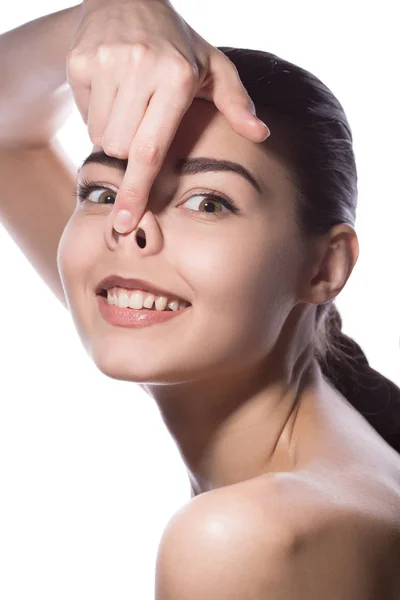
[114,209,133,233]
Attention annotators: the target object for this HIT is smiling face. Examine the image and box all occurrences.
[57,98,311,385]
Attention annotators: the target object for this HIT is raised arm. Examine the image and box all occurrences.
[0,5,81,148]
[0,5,83,308]
[0,144,76,308]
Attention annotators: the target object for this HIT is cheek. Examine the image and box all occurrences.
[175,228,298,361]
[177,229,293,310]
[57,216,99,305]
[175,228,262,308]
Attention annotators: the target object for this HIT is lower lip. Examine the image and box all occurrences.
[96,295,191,328]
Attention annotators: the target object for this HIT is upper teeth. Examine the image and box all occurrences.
[106,287,190,311]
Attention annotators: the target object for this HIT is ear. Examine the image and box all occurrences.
[299,223,359,305]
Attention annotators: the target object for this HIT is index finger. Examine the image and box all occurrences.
[112,84,195,234]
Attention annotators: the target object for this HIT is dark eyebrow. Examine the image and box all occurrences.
[78,150,263,194]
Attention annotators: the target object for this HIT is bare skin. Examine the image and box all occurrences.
[2,112,400,600]
[56,99,400,595]
[1,1,399,597]
[1,103,399,598]
[225,378,400,598]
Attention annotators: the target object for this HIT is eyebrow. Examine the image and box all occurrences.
[78,150,263,194]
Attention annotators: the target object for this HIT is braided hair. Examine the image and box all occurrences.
[316,302,400,452]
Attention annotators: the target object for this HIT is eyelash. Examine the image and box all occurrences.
[72,177,240,218]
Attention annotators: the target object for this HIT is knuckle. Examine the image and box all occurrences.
[128,42,151,63]
[133,141,160,167]
[95,44,117,67]
[215,49,240,78]
[66,50,90,78]
[169,56,197,87]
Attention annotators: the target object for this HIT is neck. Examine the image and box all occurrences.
[142,348,323,498]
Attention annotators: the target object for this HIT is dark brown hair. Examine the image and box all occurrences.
[218,46,400,453]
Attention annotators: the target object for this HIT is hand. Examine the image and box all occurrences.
[67,0,270,233]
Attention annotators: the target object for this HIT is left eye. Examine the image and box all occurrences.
[74,181,239,217]
[181,192,239,216]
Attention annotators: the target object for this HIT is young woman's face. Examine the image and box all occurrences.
[57,99,309,384]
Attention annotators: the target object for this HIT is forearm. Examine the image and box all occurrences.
[0,4,83,147]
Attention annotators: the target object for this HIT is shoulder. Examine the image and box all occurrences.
[155,477,294,600]
[155,473,399,599]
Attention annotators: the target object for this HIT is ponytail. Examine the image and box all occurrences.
[315,302,400,453]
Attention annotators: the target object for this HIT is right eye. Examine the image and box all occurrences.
[74,180,116,204]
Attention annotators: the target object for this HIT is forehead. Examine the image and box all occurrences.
[92,98,290,191]
[168,98,272,173]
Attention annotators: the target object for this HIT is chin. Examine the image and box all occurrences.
[87,346,196,385]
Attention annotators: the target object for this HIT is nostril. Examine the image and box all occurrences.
[136,228,146,249]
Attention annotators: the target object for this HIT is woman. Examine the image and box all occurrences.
[1,1,399,597]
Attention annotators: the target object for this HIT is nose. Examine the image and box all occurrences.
[103,207,163,255]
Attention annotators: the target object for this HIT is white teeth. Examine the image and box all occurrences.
[143,293,156,309]
[167,299,180,311]
[108,291,115,305]
[118,290,130,308]
[106,287,189,311]
[128,291,155,310]
[155,296,168,311]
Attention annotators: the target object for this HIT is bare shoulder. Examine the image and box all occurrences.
[248,469,400,599]
[155,473,400,599]
[154,478,297,600]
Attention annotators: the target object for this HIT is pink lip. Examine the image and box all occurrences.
[97,295,191,328]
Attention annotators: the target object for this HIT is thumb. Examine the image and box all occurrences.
[196,50,270,141]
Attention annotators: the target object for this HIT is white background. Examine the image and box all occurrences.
[0,1,399,598]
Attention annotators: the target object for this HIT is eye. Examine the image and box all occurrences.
[84,189,116,204]
[181,191,239,217]
[73,179,240,217]
[74,179,116,205]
